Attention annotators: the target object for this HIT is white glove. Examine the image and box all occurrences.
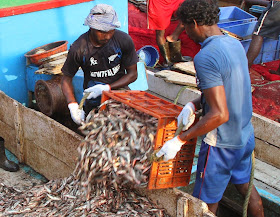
[156,136,185,161]
[68,102,85,125]
[84,84,110,99]
[177,102,195,131]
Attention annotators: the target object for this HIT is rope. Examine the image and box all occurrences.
[251,80,280,87]
[79,92,90,110]
[174,86,190,105]
[243,150,255,217]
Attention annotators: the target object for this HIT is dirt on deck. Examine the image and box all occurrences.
[0,151,47,191]
[0,168,44,191]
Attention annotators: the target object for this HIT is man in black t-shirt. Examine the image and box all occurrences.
[246,0,280,75]
[61,4,138,125]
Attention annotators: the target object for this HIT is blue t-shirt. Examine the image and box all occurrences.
[194,35,254,149]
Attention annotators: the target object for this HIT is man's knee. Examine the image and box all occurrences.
[235,183,249,197]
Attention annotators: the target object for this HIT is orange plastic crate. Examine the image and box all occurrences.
[100,90,197,190]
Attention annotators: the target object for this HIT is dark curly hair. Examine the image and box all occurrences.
[177,0,220,25]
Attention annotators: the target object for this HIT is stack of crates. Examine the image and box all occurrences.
[101,90,197,190]
[218,6,280,64]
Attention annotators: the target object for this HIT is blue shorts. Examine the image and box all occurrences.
[192,133,255,204]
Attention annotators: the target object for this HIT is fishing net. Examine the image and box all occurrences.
[250,60,280,123]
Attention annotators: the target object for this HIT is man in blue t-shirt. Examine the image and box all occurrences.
[156,0,264,216]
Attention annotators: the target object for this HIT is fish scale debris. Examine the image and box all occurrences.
[0,100,169,216]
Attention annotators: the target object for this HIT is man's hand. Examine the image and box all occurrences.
[68,102,85,125]
[156,136,185,161]
[177,102,195,131]
[84,84,110,99]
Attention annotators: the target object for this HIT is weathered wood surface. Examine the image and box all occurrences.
[0,91,83,180]
[173,61,196,75]
[41,57,66,68]
[38,50,68,63]
[252,113,280,148]
[35,52,67,75]
[255,138,280,169]
[255,159,280,194]
[148,70,200,106]
[137,188,215,217]
[252,113,280,169]
[154,70,197,87]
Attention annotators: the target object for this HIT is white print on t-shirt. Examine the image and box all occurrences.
[90,57,98,66]
[90,64,120,78]
[108,53,118,63]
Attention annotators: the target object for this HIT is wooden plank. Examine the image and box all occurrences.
[35,67,63,75]
[41,58,66,68]
[21,107,82,168]
[147,70,201,106]
[254,159,280,192]
[173,61,196,76]
[154,70,197,87]
[252,113,280,148]
[137,188,215,217]
[35,57,66,75]
[0,120,18,157]
[23,140,74,180]
[0,91,83,180]
[14,102,25,162]
[0,91,18,128]
[38,51,68,63]
[254,179,280,199]
[255,137,280,169]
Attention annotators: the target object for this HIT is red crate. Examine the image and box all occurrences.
[100,90,197,190]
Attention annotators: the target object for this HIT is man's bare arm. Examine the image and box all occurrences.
[61,75,77,104]
[109,64,138,89]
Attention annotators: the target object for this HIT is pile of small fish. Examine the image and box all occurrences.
[0,100,169,216]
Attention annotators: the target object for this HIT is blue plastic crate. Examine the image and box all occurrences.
[249,5,266,14]
[218,6,257,28]
[222,21,280,64]
[276,35,280,61]
[242,37,280,64]
[222,21,257,38]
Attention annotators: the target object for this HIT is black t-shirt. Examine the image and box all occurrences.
[62,30,138,89]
